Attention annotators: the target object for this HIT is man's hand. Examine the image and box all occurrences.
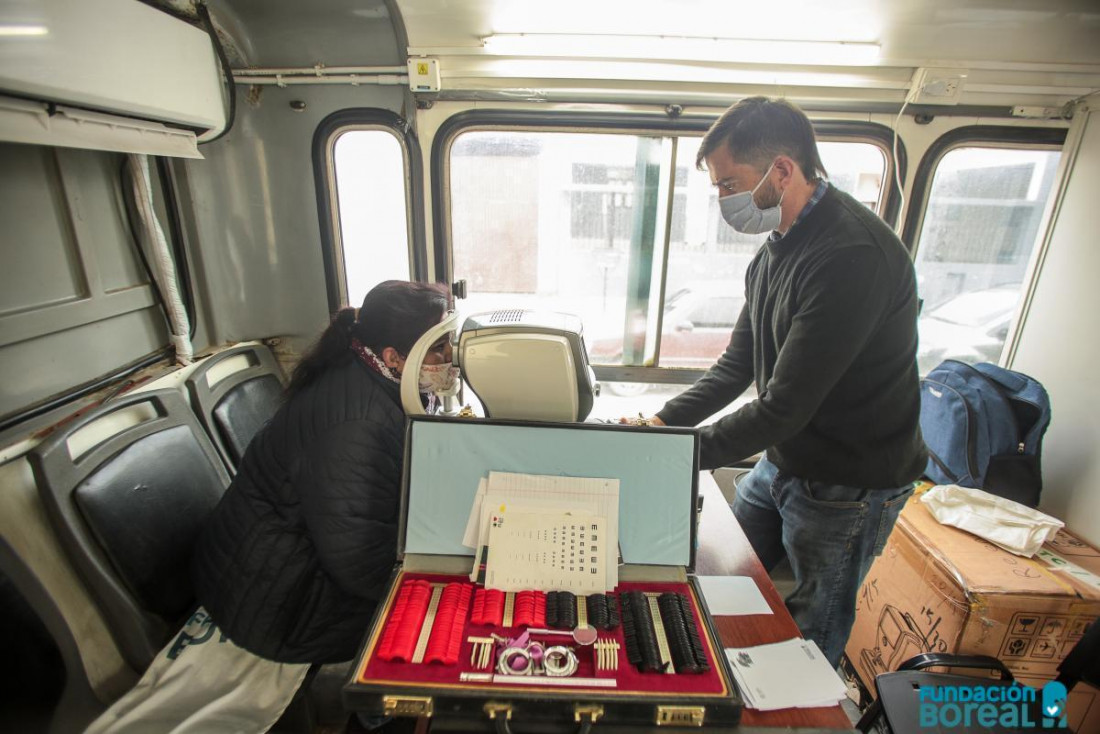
[618,414,666,427]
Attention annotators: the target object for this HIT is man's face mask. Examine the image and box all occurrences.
[418,362,460,396]
[718,161,785,235]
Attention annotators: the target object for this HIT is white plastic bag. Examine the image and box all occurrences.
[920,484,1064,557]
[85,608,309,734]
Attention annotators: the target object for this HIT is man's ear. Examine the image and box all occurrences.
[773,155,797,184]
[380,346,405,373]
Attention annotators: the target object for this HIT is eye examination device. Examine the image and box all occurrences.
[401,310,598,422]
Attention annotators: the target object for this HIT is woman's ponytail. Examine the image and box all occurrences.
[285,307,359,398]
[333,307,357,338]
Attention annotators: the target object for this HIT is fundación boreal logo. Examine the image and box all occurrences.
[918,680,1068,729]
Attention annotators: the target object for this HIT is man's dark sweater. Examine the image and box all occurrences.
[657,184,927,488]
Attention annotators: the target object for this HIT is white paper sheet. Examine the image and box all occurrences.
[487,471,619,533]
[725,639,846,711]
[463,471,620,588]
[484,511,609,593]
[468,494,600,584]
[461,478,488,549]
[697,576,772,616]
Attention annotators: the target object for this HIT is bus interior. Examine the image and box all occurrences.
[1,0,1098,731]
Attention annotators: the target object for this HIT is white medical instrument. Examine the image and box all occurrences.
[401,309,598,422]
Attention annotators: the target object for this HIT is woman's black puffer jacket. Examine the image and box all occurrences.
[192,358,405,663]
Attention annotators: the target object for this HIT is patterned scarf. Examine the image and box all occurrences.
[350,338,401,385]
[349,338,437,412]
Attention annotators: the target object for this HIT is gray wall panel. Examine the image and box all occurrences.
[183,84,406,348]
[0,144,83,313]
[0,143,170,419]
[59,150,146,294]
[0,307,167,417]
[1011,111,1100,547]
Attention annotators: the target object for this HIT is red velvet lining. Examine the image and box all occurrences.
[355,572,728,697]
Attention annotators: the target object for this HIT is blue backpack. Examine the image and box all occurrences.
[919,360,1051,507]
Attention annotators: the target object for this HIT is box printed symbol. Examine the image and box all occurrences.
[1003,638,1030,657]
[1032,639,1057,659]
[1041,617,1067,638]
[1011,614,1039,635]
[1068,617,1094,638]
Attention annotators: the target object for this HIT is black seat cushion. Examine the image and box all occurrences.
[212,375,282,465]
[73,425,227,621]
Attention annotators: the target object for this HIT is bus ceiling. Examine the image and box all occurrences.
[395,0,1098,111]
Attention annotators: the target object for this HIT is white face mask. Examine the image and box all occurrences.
[418,361,460,396]
[718,161,785,235]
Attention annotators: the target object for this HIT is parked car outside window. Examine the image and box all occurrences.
[591,282,1020,394]
[916,285,1020,374]
[588,285,743,395]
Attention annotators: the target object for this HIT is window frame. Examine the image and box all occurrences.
[312,108,427,313]
[903,125,1067,373]
[901,126,1067,253]
[432,109,904,386]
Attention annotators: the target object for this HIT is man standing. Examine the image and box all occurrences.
[643,97,926,666]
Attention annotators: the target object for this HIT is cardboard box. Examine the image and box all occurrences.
[845,491,1100,731]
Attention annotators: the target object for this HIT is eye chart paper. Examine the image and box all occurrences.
[483,511,609,593]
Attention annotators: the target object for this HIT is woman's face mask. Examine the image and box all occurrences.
[718,161,785,235]
[418,361,460,395]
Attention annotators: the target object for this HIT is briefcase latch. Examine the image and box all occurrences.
[574,703,604,723]
[382,695,434,718]
[484,701,514,721]
[656,705,705,726]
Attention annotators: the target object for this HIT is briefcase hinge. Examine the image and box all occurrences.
[382,695,433,718]
[574,703,604,723]
[484,701,513,721]
[656,705,705,726]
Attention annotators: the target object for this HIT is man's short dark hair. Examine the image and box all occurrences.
[697,97,828,181]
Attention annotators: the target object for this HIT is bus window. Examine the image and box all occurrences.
[332,128,411,307]
[449,130,657,349]
[913,146,1061,374]
[447,127,891,416]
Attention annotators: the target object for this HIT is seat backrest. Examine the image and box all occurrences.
[185,344,284,471]
[0,540,108,733]
[28,389,230,672]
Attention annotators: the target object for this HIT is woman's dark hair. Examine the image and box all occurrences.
[697,96,828,181]
[286,280,451,397]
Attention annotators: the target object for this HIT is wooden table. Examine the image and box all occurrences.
[695,471,852,729]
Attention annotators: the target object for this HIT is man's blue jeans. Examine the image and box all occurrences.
[731,455,914,667]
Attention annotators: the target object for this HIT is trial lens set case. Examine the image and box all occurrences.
[344,415,743,730]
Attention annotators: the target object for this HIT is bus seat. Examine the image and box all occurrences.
[0,540,104,733]
[27,389,230,673]
[185,344,285,472]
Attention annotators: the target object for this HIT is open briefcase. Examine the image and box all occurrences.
[343,415,743,730]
